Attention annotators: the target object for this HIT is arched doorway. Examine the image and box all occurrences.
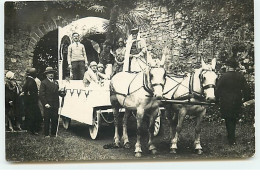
[58,17,109,80]
[32,17,109,80]
[33,29,58,80]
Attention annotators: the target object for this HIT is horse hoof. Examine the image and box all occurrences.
[114,142,120,148]
[196,149,203,155]
[135,152,142,158]
[170,149,177,154]
[124,142,131,149]
[151,149,158,155]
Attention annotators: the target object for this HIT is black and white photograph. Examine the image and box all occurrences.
[4,0,255,163]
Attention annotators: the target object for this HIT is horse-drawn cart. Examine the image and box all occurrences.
[58,80,162,139]
[56,17,162,140]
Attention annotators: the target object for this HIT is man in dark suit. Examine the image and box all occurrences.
[39,67,66,137]
[23,68,42,134]
[215,58,250,145]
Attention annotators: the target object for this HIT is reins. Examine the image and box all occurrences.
[167,69,216,101]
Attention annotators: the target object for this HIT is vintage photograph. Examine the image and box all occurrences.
[4,0,255,162]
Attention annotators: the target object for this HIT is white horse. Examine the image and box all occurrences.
[110,66,166,157]
[163,59,218,154]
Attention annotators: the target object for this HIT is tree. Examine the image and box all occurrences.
[88,0,150,65]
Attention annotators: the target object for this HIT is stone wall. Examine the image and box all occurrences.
[5,0,254,84]
[137,0,254,75]
[5,15,79,84]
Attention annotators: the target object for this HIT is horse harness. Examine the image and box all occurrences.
[110,67,165,99]
[164,69,216,101]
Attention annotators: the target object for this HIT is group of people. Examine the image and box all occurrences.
[67,28,148,86]
[5,67,66,137]
[5,27,252,146]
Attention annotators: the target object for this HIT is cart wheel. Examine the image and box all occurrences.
[154,110,161,136]
[62,117,71,130]
[89,109,100,139]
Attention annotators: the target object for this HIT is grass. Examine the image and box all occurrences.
[5,105,255,162]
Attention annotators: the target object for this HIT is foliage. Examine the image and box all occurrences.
[99,5,120,64]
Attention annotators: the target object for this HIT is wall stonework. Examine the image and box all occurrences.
[138,2,214,65]
[5,0,254,84]
[5,15,76,84]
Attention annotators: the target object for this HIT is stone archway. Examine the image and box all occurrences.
[29,16,109,80]
[32,29,58,80]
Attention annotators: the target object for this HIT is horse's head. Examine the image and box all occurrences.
[146,66,166,100]
[199,58,218,102]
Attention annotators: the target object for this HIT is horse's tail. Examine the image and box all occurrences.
[109,80,115,97]
[109,80,121,107]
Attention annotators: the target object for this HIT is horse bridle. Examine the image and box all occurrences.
[145,67,166,96]
[199,69,216,92]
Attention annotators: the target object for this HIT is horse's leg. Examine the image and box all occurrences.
[113,107,120,147]
[135,107,144,157]
[165,104,175,140]
[122,109,130,148]
[148,107,159,155]
[170,108,186,154]
[194,107,206,155]
[169,111,178,153]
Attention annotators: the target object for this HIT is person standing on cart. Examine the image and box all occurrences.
[111,38,126,75]
[67,32,88,80]
[39,67,66,137]
[123,28,147,72]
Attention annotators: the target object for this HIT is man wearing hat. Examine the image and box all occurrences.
[123,27,147,72]
[215,58,250,145]
[67,32,88,80]
[83,61,101,87]
[39,67,66,137]
[111,38,126,75]
[23,68,42,135]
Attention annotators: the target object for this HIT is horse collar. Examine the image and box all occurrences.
[189,71,205,99]
[143,72,154,96]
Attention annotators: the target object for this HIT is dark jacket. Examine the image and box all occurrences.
[39,78,64,109]
[23,76,39,105]
[215,71,250,118]
[5,80,24,117]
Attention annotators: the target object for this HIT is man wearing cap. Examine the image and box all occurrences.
[215,58,250,145]
[23,68,42,135]
[123,28,147,72]
[83,61,100,87]
[5,71,24,132]
[111,38,126,75]
[67,32,88,80]
[39,67,66,137]
[97,63,109,80]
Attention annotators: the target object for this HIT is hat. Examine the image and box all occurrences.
[97,63,104,68]
[89,61,97,67]
[44,67,56,74]
[226,58,238,68]
[6,71,15,79]
[26,68,37,76]
[118,38,124,43]
[130,27,139,34]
